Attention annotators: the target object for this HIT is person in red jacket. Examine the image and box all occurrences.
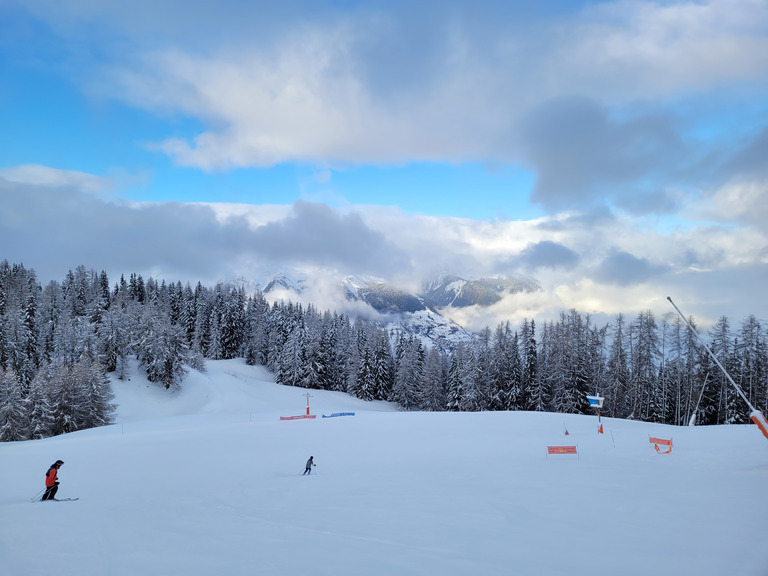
[42,460,64,501]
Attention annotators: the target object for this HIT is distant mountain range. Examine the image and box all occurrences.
[257,271,541,353]
[421,273,541,308]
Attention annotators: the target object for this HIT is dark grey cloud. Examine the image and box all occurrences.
[0,178,249,284]
[595,250,669,287]
[724,124,768,181]
[519,96,686,214]
[0,181,411,285]
[517,241,579,271]
[536,206,617,233]
[249,200,411,274]
[614,188,679,215]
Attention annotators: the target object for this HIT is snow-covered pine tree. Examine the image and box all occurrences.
[738,314,768,416]
[265,301,289,373]
[97,305,130,376]
[629,310,661,421]
[419,346,447,411]
[276,317,310,388]
[522,319,546,411]
[392,335,423,408]
[135,307,194,389]
[606,314,630,418]
[0,367,28,441]
[330,313,353,393]
[219,285,245,359]
[471,327,492,410]
[355,347,376,401]
[193,282,212,357]
[371,330,394,401]
[242,292,270,366]
[312,315,336,390]
[490,322,522,411]
[27,364,56,439]
[179,283,197,345]
[707,316,745,424]
[70,353,116,429]
[445,350,464,411]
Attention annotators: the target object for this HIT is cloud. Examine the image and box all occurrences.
[690,178,768,233]
[518,96,685,213]
[0,165,112,195]
[0,178,411,285]
[725,125,768,181]
[595,250,670,286]
[12,0,765,187]
[516,241,580,271]
[1,162,766,331]
[247,200,412,275]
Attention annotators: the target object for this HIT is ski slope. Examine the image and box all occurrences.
[1,359,767,576]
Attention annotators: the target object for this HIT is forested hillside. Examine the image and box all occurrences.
[1,260,766,441]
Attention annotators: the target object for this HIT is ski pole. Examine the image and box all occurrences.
[30,488,45,502]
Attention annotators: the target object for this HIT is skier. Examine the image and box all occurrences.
[42,460,64,501]
[303,456,316,475]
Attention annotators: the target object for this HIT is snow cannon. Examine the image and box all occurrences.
[750,411,768,440]
[668,296,768,443]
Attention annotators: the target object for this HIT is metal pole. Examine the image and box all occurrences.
[667,297,756,412]
[688,372,709,426]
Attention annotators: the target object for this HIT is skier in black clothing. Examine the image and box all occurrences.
[42,460,64,501]
[303,456,315,475]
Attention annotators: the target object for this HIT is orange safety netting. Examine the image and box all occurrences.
[650,437,673,454]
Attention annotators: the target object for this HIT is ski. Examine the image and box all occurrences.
[37,497,79,502]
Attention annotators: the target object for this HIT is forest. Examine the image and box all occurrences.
[1,260,766,441]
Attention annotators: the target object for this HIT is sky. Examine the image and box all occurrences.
[1,357,767,576]
[1,0,767,330]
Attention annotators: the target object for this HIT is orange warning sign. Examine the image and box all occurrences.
[547,446,578,455]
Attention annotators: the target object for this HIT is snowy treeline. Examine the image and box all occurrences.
[1,261,767,441]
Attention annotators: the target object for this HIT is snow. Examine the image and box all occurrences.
[1,360,767,576]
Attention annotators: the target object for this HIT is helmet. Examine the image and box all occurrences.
[54,460,64,466]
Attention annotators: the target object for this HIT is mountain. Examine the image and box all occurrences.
[342,275,475,352]
[258,272,476,352]
[343,275,424,314]
[259,271,541,352]
[260,272,306,294]
[421,273,541,308]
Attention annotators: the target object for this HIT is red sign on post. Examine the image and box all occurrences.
[547,445,578,455]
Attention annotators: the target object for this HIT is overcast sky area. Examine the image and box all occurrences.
[1,0,767,330]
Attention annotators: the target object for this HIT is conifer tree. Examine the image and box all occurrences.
[27,365,56,439]
[0,367,28,441]
[420,347,447,411]
[445,351,464,411]
[392,335,423,408]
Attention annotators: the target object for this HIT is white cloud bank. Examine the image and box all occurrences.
[1,170,765,330]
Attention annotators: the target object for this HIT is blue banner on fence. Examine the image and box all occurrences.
[321,412,355,418]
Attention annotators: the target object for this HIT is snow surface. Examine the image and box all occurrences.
[1,359,767,576]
